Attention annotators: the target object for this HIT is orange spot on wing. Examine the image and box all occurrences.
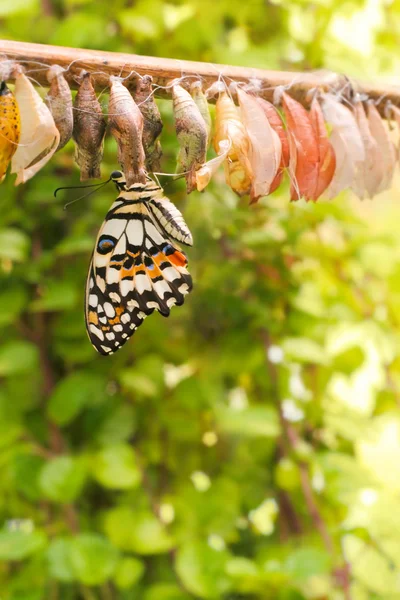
[88,311,98,325]
[149,263,163,279]
[153,253,166,267]
[121,267,134,279]
[109,316,121,325]
[169,251,188,267]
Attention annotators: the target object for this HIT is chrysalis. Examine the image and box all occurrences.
[108,76,146,187]
[367,100,396,194]
[134,75,163,173]
[45,65,73,150]
[72,71,106,180]
[309,97,336,201]
[281,92,319,201]
[11,66,60,185]
[213,90,252,197]
[352,99,380,199]
[237,88,281,202]
[0,81,20,182]
[255,97,289,195]
[172,82,208,193]
[321,93,365,199]
[190,81,212,147]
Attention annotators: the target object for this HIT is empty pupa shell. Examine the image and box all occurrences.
[0,81,20,182]
[45,65,73,150]
[213,90,252,196]
[11,66,60,185]
[172,82,208,193]
[72,72,106,180]
[134,75,163,173]
[108,76,146,187]
[190,81,212,147]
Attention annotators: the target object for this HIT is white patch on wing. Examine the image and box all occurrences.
[90,325,104,341]
[135,273,152,294]
[145,221,165,245]
[106,332,115,341]
[127,299,139,310]
[106,267,120,284]
[121,313,130,323]
[101,218,126,240]
[162,266,181,282]
[114,234,126,255]
[94,253,110,268]
[126,220,144,246]
[179,283,190,294]
[109,292,121,303]
[154,279,171,299]
[89,294,98,307]
[167,297,177,307]
[120,279,132,297]
[96,275,106,293]
[113,324,123,332]
[147,301,160,310]
[104,302,115,318]
[101,345,112,353]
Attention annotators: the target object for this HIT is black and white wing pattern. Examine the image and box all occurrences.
[85,174,193,355]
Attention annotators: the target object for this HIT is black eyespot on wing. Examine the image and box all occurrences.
[97,235,116,255]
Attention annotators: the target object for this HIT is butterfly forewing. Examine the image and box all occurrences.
[85,177,193,355]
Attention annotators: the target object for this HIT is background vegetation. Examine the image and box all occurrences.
[1,0,400,598]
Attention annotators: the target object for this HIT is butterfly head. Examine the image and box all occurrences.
[111,170,162,197]
[111,170,127,192]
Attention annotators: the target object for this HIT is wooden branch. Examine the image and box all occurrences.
[0,40,399,116]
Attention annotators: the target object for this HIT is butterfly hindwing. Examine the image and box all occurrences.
[85,178,193,355]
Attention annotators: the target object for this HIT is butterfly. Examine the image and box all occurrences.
[85,170,193,355]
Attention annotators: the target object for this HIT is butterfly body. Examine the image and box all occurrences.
[86,172,193,355]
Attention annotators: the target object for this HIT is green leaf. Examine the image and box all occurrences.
[47,371,108,425]
[0,341,39,376]
[215,405,280,438]
[285,547,332,580]
[0,228,30,262]
[95,403,137,445]
[104,507,174,555]
[91,444,141,489]
[47,538,75,582]
[143,584,192,600]
[0,285,28,327]
[0,530,46,560]
[69,534,118,586]
[30,279,78,312]
[39,456,87,503]
[0,0,37,15]
[175,541,231,598]
[118,355,165,398]
[114,557,145,589]
[282,337,329,365]
[13,454,45,501]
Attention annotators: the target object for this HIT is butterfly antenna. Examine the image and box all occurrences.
[54,177,112,198]
[63,181,111,210]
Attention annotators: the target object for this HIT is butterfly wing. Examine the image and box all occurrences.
[85,199,192,355]
[147,194,193,246]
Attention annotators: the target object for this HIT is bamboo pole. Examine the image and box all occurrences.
[1,40,400,116]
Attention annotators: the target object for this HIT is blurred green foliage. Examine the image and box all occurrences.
[1,0,400,598]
